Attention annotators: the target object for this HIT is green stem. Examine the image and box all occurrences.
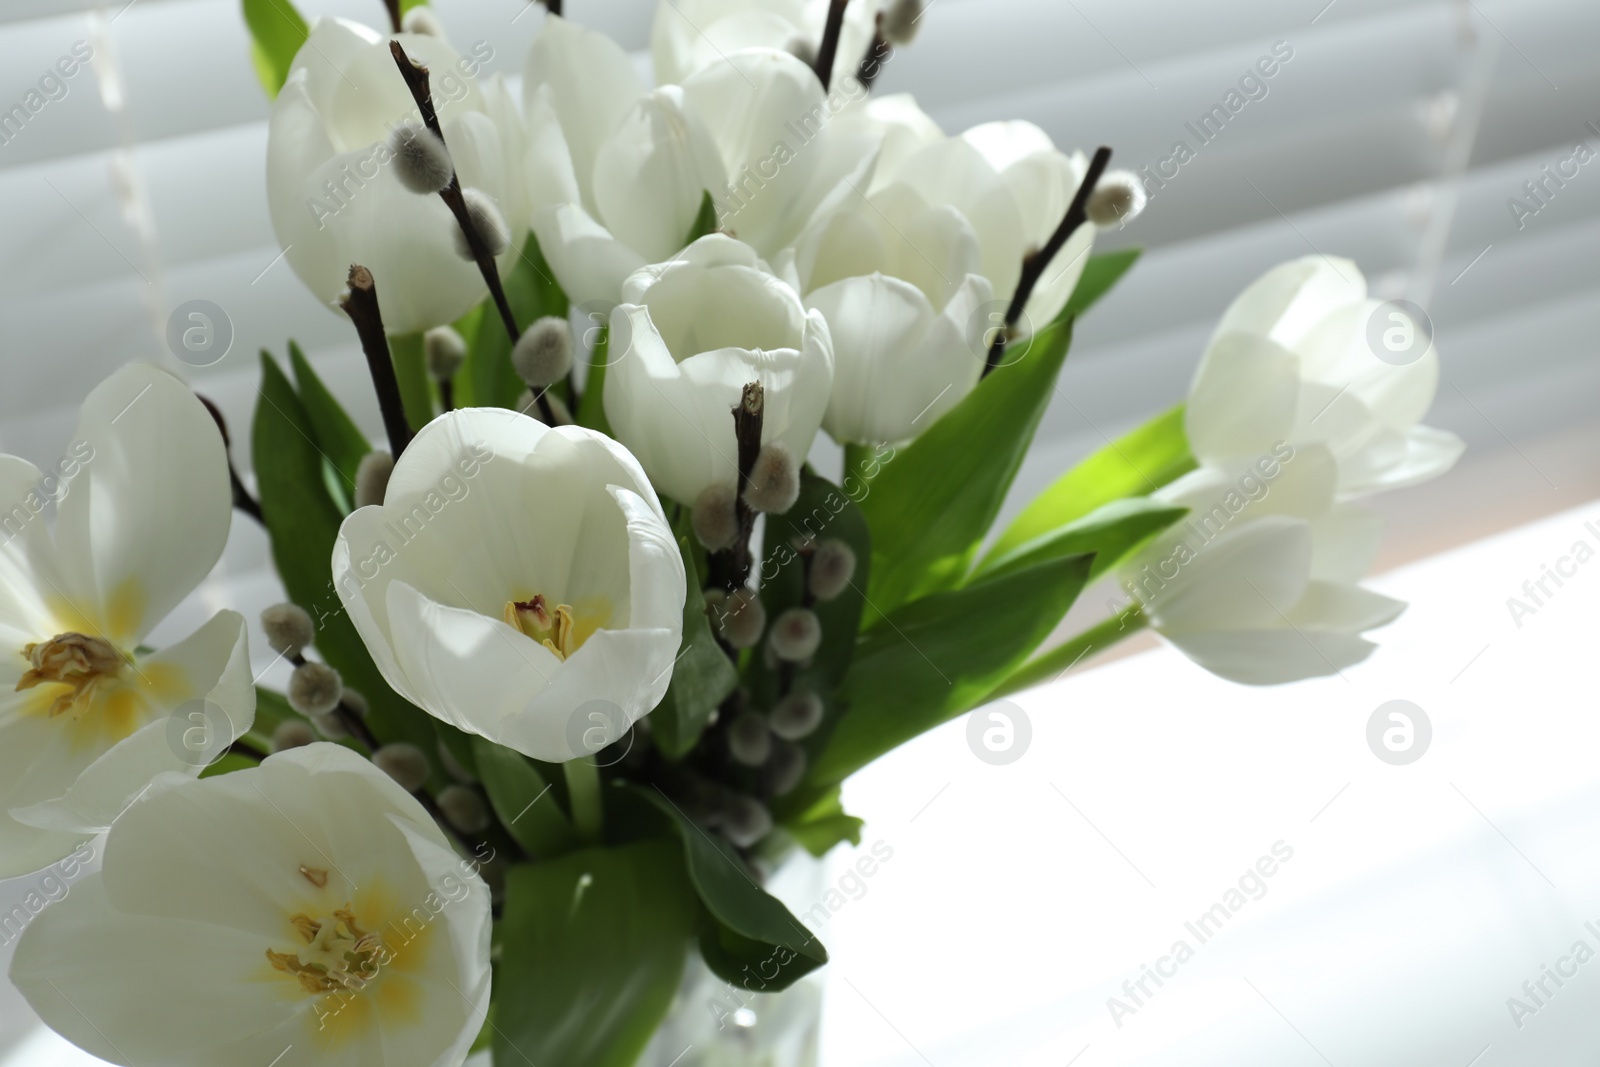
[843,442,880,489]
[563,759,603,842]
[389,332,434,430]
[988,604,1147,700]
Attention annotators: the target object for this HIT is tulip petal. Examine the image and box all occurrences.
[1214,254,1366,350]
[10,610,252,836]
[53,364,230,645]
[525,15,643,213]
[0,454,68,645]
[1143,515,1312,633]
[1308,503,1385,582]
[1184,333,1302,466]
[1287,581,1406,632]
[530,203,648,308]
[1164,628,1379,685]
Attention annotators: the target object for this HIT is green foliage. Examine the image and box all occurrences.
[635,788,827,990]
[651,537,737,760]
[472,737,577,858]
[783,788,864,857]
[495,840,696,1067]
[1060,247,1141,321]
[251,351,444,789]
[973,497,1189,585]
[241,0,308,99]
[813,553,1095,785]
[858,316,1075,621]
[287,341,369,507]
[987,403,1196,562]
[574,322,613,435]
[684,190,720,246]
[461,234,569,410]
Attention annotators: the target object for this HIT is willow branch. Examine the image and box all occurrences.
[341,265,415,457]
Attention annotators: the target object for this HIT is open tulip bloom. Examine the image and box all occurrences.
[4,3,1468,1066]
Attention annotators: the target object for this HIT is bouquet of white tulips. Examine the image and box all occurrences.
[3,2,1464,1065]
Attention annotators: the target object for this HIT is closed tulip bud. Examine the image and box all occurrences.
[260,602,314,657]
[511,317,573,388]
[288,662,342,717]
[692,483,740,551]
[722,794,772,848]
[389,122,454,195]
[809,539,856,601]
[766,740,807,796]
[454,188,511,260]
[744,442,800,514]
[728,711,772,766]
[717,588,766,649]
[424,325,467,381]
[1087,170,1148,227]
[770,689,824,740]
[437,785,490,833]
[769,607,821,662]
[270,719,316,752]
[373,742,431,792]
[356,450,393,508]
[882,0,926,45]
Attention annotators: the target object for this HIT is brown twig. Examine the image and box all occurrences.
[388,40,556,424]
[341,265,415,457]
[383,0,401,33]
[813,0,850,92]
[708,382,765,592]
[197,394,268,526]
[983,145,1113,377]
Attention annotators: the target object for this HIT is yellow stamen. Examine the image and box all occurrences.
[503,594,581,660]
[16,633,127,719]
[268,907,386,995]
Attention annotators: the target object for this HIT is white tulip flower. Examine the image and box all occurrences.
[331,408,686,762]
[831,96,1097,336]
[605,235,835,505]
[10,743,492,1067]
[1187,255,1465,498]
[522,17,878,306]
[1119,444,1404,684]
[650,0,881,90]
[268,18,529,334]
[0,364,252,879]
[776,184,993,445]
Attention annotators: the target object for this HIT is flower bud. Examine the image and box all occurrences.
[692,483,740,551]
[744,442,800,514]
[288,662,342,717]
[389,121,454,195]
[511,317,573,388]
[883,0,926,45]
[453,188,511,259]
[270,719,316,752]
[309,710,349,740]
[424,325,467,381]
[340,690,369,718]
[809,539,857,601]
[717,588,766,649]
[766,740,807,797]
[768,607,821,662]
[356,450,393,508]
[260,602,314,657]
[770,689,824,741]
[401,6,446,35]
[437,784,490,833]
[722,794,772,849]
[373,742,431,792]
[1087,170,1148,227]
[728,711,772,766]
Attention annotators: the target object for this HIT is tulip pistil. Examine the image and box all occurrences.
[16,633,128,720]
[504,595,581,660]
[268,909,385,995]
